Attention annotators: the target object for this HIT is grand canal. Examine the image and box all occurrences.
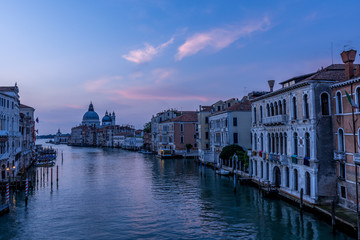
[0,141,354,239]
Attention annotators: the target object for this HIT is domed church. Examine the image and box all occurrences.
[82,102,116,128]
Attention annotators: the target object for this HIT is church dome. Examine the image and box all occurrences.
[83,102,100,121]
[102,111,112,123]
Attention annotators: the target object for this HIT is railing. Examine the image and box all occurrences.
[263,115,287,125]
[0,152,10,161]
[0,130,9,136]
[280,155,289,164]
[334,151,346,161]
[354,153,360,165]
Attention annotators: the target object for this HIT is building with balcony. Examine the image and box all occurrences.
[0,85,35,182]
[157,111,198,157]
[208,97,252,164]
[330,49,360,210]
[250,62,350,205]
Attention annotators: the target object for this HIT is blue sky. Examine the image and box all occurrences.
[0,0,359,134]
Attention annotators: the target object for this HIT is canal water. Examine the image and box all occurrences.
[0,140,355,239]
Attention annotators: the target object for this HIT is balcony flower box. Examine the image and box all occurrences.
[259,151,263,157]
[252,151,257,156]
[303,157,310,166]
[266,153,269,160]
[292,155,298,164]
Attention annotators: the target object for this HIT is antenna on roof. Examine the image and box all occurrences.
[331,42,333,65]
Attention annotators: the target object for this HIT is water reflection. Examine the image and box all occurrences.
[0,141,355,240]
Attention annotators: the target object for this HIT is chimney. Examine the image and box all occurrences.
[268,80,275,92]
[356,65,360,78]
[341,49,357,80]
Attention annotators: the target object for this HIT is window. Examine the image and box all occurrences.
[340,162,346,179]
[267,133,271,153]
[205,132,209,139]
[284,133,287,155]
[280,133,283,154]
[233,132,238,144]
[292,97,297,119]
[305,172,311,196]
[357,88,360,112]
[278,101,282,115]
[285,167,289,188]
[180,124,184,132]
[266,104,270,117]
[270,103,274,116]
[338,129,345,152]
[260,133,263,151]
[217,106,221,111]
[253,107,257,123]
[303,94,309,119]
[321,93,330,115]
[228,103,230,107]
[341,186,346,199]
[206,143,209,149]
[260,106,263,122]
[272,134,275,153]
[305,133,310,158]
[254,133,257,150]
[233,117,237,126]
[205,117,209,124]
[274,102,278,115]
[180,135,184,143]
[336,91,343,114]
[283,100,286,115]
[293,133,298,155]
[294,169,298,191]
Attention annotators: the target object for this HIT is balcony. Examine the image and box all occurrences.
[0,152,10,161]
[334,151,346,161]
[354,153,360,165]
[263,115,287,126]
[280,155,289,165]
[0,130,9,136]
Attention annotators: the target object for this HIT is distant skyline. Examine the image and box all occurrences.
[1,0,360,134]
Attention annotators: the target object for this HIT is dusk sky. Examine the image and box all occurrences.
[1,0,360,134]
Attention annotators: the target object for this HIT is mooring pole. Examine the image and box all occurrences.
[331,200,336,233]
[25,178,28,206]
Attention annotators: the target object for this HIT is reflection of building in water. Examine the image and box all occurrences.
[69,102,138,148]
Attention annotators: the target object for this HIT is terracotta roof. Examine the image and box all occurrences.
[19,103,34,109]
[169,111,198,122]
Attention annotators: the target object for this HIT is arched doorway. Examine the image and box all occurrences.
[274,166,281,187]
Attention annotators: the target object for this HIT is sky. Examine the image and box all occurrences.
[1,0,360,134]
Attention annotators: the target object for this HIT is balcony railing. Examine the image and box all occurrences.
[280,155,289,165]
[334,151,346,161]
[354,153,360,165]
[263,115,287,125]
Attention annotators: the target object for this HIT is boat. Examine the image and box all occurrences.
[0,205,9,216]
[139,150,154,155]
[216,169,231,176]
[35,161,55,167]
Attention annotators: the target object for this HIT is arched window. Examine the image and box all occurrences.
[279,101,282,115]
[270,103,274,116]
[260,133,263,151]
[253,107,257,123]
[294,169,298,191]
[260,106,263,122]
[272,133,275,153]
[280,133,283,155]
[305,132,310,158]
[293,132,298,155]
[266,162,269,180]
[283,99,286,115]
[336,91,343,114]
[338,128,345,152]
[285,167,289,188]
[303,94,309,119]
[254,133,257,151]
[266,104,270,117]
[321,93,330,115]
[275,133,279,154]
[284,133,287,155]
[267,133,271,153]
[305,171,311,196]
[274,102,278,115]
[292,97,297,119]
[357,87,360,112]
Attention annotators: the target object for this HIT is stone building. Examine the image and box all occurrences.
[250,63,350,205]
[330,49,360,210]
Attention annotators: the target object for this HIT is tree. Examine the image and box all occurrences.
[219,144,249,170]
[143,121,151,133]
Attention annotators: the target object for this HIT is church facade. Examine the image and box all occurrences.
[69,102,134,147]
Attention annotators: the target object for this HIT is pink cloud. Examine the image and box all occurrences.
[176,17,270,61]
[111,86,211,102]
[152,68,176,84]
[84,76,122,92]
[123,37,174,64]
